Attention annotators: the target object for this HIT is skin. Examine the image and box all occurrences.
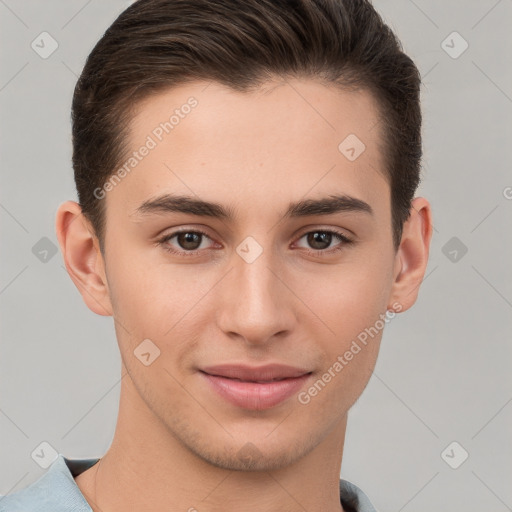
[56,78,432,512]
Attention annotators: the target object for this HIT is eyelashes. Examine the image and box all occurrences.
[157,228,354,258]
[159,229,213,256]
[294,230,353,255]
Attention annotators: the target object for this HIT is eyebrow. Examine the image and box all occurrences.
[131,193,373,221]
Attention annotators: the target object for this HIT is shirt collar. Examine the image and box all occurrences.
[2,454,377,512]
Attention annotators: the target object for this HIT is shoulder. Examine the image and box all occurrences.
[0,454,99,512]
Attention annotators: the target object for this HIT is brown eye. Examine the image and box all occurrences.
[295,230,352,253]
[158,229,215,256]
[306,232,334,250]
[176,232,203,250]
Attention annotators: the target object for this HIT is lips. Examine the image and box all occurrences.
[200,363,311,381]
[199,363,313,410]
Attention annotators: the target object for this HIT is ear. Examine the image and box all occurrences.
[387,197,433,313]
[55,200,113,316]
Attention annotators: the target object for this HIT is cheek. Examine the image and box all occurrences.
[105,252,215,357]
[299,259,391,397]
[304,258,392,340]
[300,295,384,415]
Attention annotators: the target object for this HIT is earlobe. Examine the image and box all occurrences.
[55,200,113,317]
[387,197,433,313]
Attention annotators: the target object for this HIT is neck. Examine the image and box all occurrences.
[78,370,348,512]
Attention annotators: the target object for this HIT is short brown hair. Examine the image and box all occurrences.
[72,0,422,253]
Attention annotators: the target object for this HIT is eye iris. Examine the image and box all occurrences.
[308,232,332,250]
[178,232,202,250]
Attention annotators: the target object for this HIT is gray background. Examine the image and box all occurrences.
[1,0,511,510]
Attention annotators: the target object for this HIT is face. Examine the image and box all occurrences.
[90,78,403,470]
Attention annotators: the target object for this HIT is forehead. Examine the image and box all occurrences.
[107,78,389,223]
[129,78,383,154]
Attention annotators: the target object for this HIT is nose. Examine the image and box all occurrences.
[215,242,297,347]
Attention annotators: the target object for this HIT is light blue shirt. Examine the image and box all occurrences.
[0,454,378,511]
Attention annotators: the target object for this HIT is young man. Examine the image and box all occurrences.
[1,0,432,510]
